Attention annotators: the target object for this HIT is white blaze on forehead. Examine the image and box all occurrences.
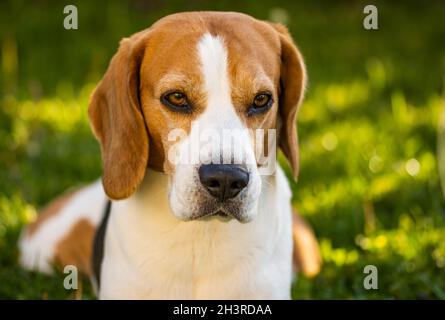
[197,33,238,127]
[198,34,231,107]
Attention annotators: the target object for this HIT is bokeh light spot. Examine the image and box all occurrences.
[405,158,420,176]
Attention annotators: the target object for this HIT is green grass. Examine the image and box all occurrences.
[1,0,445,299]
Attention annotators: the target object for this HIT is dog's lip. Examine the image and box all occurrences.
[194,209,233,221]
[215,210,228,217]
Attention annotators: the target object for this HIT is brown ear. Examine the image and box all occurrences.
[272,24,307,179]
[89,36,149,200]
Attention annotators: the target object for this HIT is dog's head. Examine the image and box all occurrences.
[89,12,306,222]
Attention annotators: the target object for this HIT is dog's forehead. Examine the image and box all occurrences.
[141,12,281,84]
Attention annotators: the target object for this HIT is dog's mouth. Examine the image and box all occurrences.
[197,209,232,221]
[214,209,228,217]
[213,210,232,222]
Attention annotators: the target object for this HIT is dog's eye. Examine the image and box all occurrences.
[161,91,191,112]
[166,92,186,106]
[254,94,270,107]
[248,93,273,115]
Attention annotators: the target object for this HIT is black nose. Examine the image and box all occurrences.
[198,164,249,202]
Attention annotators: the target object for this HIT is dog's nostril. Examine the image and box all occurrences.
[208,179,220,189]
[231,181,245,190]
[198,164,249,202]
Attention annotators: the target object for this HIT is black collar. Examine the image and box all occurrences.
[92,199,112,291]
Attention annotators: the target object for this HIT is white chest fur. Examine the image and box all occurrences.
[99,168,293,299]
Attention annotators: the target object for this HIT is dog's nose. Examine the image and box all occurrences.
[198,164,249,202]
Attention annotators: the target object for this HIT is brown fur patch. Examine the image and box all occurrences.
[292,210,322,277]
[27,190,77,237]
[54,218,96,276]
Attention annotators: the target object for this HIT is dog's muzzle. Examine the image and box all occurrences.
[195,164,250,220]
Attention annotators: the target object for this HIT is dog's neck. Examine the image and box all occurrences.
[137,168,170,197]
[110,166,288,255]
[101,167,293,299]
[127,168,173,220]
[111,167,278,260]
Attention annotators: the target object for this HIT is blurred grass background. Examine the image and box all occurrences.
[1,0,445,299]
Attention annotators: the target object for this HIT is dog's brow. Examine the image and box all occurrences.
[157,73,191,92]
[233,68,274,94]
[252,73,274,93]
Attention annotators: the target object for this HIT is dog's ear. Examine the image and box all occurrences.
[271,23,307,179]
[89,35,149,200]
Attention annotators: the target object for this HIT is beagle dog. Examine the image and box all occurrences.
[19,11,321,299]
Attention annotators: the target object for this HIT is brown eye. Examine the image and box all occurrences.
[248,93,273,115]
[161,91,191,112]
[165,92,186,106]
[253,94,271,108]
